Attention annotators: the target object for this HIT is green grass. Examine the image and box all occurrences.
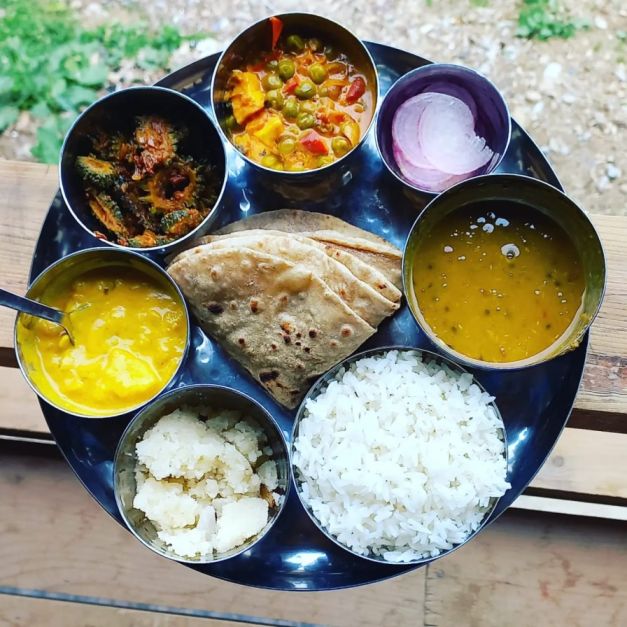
[0,0,205,163]
[517,0,586,41]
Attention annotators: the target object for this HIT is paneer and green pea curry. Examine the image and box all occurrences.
[224,17,374,171]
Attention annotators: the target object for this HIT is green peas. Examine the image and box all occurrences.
[278,58,295,80]
[282,98,299,118]
[295,80,316,99]
[296,112,316,129]
[299,100,317,113]
[278,137,296,154]
[225,115,237,131]
[318,155,335,167]
[286,34,305,52]
[308,38,322,52]
[332,136,351,158]
[261,154,280,168]
[262,73,283,91]
[265,89,284,109]
[266,59,279,71]
[308,63,327,84]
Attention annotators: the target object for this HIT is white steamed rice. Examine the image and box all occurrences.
[292,350,510,563]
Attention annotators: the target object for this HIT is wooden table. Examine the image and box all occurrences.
[0,159,625,626]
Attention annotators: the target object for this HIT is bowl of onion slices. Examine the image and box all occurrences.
[375,63,511,196]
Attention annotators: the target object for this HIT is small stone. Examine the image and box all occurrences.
[596,176,610,193]
[531,101,545,119]
[542,62,562,89]
[562,93,576,104]
[607,164,621,180]
[525,90,542,103]
[620,184,627,194]
[594,16,608,30]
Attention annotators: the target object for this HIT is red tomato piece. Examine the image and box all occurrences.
[284,76,301,94]
[269,16,283,49]
[300,132,328,155]
[346,77,366,104]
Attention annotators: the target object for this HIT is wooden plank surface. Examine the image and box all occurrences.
[0,596,261,627]
[0,159,625,418]
[1,450,625,627]
[424,510,627,627]
[0,450,426,627]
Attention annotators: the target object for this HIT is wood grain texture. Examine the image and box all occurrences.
[2,452,626,627]
[531,428,627,499]
[0,160,58,366]
[0,596,260,627]
[0,367,47,434]
[513,495,627,521]
[0,451,425,627]
[424,510,627,627]
[0,160,624,414]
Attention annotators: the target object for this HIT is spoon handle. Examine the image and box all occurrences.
[0,288,64,325]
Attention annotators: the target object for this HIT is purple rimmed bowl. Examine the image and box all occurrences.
[376,63,511,198]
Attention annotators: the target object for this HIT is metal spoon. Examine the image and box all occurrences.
[1,288,76,344]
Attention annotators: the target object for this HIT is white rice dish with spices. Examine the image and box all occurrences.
[133,407,280,559]
[292,350,510,562]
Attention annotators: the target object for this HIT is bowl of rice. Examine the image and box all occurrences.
[114,384,290,564]
[291,347,510,564]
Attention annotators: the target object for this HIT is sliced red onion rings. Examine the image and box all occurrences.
[391,93,437,168]
[424,81,478,120]
[390,89,494,192]
[393,145,468,192]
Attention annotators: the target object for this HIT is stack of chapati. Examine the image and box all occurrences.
[167,210,402,408]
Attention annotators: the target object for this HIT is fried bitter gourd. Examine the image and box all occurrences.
[76,156,117,189]
[132,116,184,180]
[160,209,203,237]
[86,190,129,238]
[76,115,218,247]
[139,159,199,213]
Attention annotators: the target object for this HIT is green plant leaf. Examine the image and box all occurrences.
[1,0,207,163]
[0,105,20,131]
[65,85,99,108]
[73,63,109,87]
[31,123,62,163]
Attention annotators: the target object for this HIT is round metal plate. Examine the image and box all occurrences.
[30,43,586,591]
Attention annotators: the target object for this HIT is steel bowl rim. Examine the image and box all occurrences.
[290,344,509,566]
[375,62,512,196]
[113,382,292,565]
[401,172,608,371]
[210,11,380,177]
[13,246,191,419]
[58,85,228,254]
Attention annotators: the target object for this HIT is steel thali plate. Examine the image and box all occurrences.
[31,43,586,591]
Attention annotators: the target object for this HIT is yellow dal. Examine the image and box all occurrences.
[411,205,585,362]
[17,267,187,416]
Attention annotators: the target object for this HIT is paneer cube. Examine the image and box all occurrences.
[230,71,265,125]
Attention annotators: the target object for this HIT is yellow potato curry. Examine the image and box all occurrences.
[412,204,585,362]
[17,267,187,416]
[225,19,373,171]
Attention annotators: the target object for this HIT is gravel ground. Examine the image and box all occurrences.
[3,0,626,216]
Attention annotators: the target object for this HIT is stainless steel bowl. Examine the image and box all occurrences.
[211,13,378,199]
[376,63,511,199]
[291,346,508,565]
[59,86,227,255]
[114,384,291,564]
[403,174,606,370]
[14,247,190,418]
